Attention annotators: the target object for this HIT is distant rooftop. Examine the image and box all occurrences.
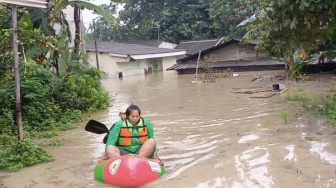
[174,38,225,61]
[175,38,224,56]
[116,39,161,47]
[86,41,185,56]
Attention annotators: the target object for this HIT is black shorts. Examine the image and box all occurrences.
[117,146,155,158]
[117,147,140,155]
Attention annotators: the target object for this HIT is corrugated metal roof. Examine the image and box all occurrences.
[0,0,47,8]
[176,39,222,55]
[167,59,284,70]
[86,42,186,56]
[118,39,160,47]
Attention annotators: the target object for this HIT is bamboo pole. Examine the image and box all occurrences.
[93,20,100,70]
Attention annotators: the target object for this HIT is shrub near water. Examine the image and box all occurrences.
[0,64,110,171]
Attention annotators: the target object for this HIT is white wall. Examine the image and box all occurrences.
[162,56,177,71]
[117,60,147,77]
[88,52,128,78]
[88,52,178,78]
[159,41,178,49]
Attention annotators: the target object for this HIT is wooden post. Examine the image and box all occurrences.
[195,50,201,82]
[157,25,160,47]
[12,4,24,141]
[93,20,99,70]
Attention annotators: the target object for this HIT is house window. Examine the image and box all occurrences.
[154,63,158,69]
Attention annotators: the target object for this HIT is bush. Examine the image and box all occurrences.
[0,64,110,136]
[0,138,54,172]
[0,64,110,171]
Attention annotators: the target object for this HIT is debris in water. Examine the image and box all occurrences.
[233,88,272,94]
[252,74,287,82]
[250,93,277,99]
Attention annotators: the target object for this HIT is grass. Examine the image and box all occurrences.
[305,135,318,141]
[281,82,336,134]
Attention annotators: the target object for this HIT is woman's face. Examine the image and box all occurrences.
[128,110,140,124]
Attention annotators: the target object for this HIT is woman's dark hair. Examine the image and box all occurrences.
[126,104,141,117]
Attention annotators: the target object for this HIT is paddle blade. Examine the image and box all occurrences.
[85,119,109,134]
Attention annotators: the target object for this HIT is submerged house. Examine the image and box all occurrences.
[86,42,186,78]
[167,39,285,74]
[175,38,224,60]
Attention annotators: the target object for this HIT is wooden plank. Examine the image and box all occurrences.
[250,93,277,98]
[232,86,263,90]
[233,89,273,94]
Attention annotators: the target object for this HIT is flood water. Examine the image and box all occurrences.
[2,70,336,188]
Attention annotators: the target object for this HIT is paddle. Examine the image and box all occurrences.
[85,119,112,144]
[85,119,110,134]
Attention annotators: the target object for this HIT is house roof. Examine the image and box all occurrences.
[177,39,259,62]
[166,58,284,70]
[175,38,224,56]
[85,42,186,59]
[116,39,161,47]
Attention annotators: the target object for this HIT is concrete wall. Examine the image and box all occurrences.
[117,60,147,77]
[88,52,129,78]
[162,56,177,71]
[88,52,178,78]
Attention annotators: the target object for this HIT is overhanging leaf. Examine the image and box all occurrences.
[237,14,256,27]
[27,7,55,36]
[68,0,118,25]
[18,11,33,30]
[26,47,50,59]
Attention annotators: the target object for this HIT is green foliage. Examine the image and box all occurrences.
[0,138,54,172]
[239,0,336,77]
[0,63,109,136]
[68,0,118,25]
[280,111,288,124]
[0,63,110,171]
[305,135,318,141]
[87,0,257,43]
[284,83,336,133]
[44,138,64,147]
[0,182,5,188]
[0,1,111,173]
[0,11,54,78]
[209,0,257,39]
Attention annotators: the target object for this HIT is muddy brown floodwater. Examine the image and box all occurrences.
[1,70,336,188]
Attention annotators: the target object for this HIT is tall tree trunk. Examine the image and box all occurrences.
[74,5,81,54]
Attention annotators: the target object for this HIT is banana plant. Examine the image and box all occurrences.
[50,0,119,28]
[28,0,121,47]
[26,0,123,75]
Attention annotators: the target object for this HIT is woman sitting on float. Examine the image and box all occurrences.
[103,104,159,162]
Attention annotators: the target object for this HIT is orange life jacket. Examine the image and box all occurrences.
[117,118,148,147]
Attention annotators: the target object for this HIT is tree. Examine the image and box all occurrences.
[209,0,257,39]
[238,0,336,78]
[87,0,257,43]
